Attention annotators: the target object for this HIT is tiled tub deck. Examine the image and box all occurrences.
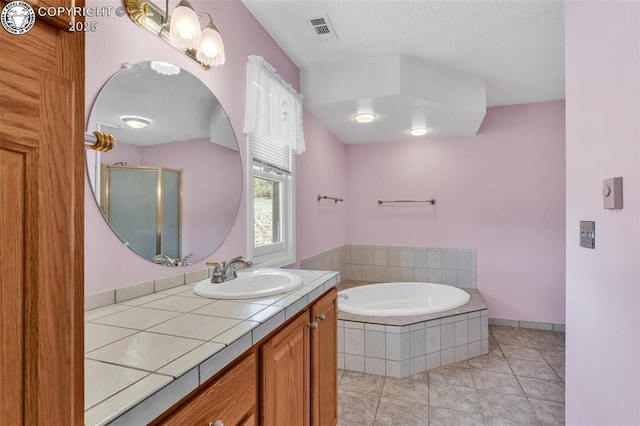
[337,281,489,378]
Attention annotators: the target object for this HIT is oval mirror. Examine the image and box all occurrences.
[87,61,242,266]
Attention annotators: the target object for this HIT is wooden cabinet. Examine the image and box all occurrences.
[261,288,338,426]
[151,288,337,426]
[261,310,311,425]
[311,289,338,426]
[153,351,257,426]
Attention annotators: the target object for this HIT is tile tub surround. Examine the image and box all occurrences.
[83,270,338,426]
[337,325,566,425]
[300,244,477,288]
[300,245,349,282]
[337,281,488,378]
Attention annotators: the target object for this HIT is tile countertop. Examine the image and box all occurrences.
[84,269,339,426]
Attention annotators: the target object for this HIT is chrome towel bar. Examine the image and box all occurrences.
[377,198,436,205]
[317,194,344,204]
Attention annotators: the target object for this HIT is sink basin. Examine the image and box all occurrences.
[193,269,303,299]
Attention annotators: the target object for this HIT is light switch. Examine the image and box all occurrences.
[580,221,595,249]
[603,177,623,210]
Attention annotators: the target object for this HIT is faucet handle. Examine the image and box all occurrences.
[207,262,224,284]
[221,261,227,269]
[206,262,221,270]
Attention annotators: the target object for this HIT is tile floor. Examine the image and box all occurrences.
[338,325,565,425]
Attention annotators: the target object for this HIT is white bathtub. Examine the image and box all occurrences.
[338,282,471,317]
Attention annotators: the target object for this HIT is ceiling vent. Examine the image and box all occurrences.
[309,15,338,42]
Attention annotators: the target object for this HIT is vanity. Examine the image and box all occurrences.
[84,269,339,425]
[83,9,336,423]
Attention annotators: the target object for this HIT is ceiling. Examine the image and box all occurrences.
[93,62,236,150]
[241,0,565,143]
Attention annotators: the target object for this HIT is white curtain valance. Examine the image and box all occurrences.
[244,55,305,154]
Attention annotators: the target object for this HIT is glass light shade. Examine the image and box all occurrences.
[354,113,376,123]
[409,128,429,136]
[150,61,181,76]
[196,25,225,67]
[169,1,201,50]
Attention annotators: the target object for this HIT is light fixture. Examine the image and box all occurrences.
[169,0,201,50]
[150,61,181,76]
[409,128,429,136]
[196,16,225,67]
[354,113,376,123]
[124,0,226,69]
[121,116,152,129]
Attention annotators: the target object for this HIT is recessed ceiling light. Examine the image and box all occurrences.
[409,128,429,136]
[354,113,376,124]
[121,116,152,129]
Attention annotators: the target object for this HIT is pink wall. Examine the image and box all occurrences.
[142,140,242,261]
[101,141,143,165]
[294,110,349,264]
[345,101,566,324]
[85,0,301,292]
[565,2,640,424]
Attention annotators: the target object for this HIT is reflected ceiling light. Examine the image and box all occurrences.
[354,113,376,123]
[121,116,152,129]
[196,16,225,67]
[150,61,181,76]
[409,128,429,136]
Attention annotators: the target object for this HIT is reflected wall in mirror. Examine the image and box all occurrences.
[87,61,242,266]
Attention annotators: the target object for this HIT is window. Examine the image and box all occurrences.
[247,135,295,266]
[244,56,305,267]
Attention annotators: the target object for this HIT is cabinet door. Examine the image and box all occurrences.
[157,352,256,425]
[261,311,311,426]
[311,289,338,426]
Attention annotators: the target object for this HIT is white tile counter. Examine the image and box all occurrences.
[84,269,339,426]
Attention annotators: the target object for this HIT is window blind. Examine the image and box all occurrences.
[251,133,292,174]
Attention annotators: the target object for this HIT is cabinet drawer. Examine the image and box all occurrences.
[159,352,256,426]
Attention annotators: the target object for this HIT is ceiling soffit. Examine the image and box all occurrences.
[301,55,486,144]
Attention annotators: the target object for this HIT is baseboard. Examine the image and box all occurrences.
[489,318,565,333]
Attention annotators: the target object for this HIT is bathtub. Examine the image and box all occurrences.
[337,282,488,378]
[338,282,470,317]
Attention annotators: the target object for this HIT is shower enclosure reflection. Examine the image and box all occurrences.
[102,166,182,262]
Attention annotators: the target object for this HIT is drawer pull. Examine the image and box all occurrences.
[317,313,326,321]
[309,322,318,329]
[207,421,224,426]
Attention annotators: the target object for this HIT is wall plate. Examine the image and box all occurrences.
[580,221,595,249]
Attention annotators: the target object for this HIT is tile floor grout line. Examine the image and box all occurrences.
[338,325,564,426]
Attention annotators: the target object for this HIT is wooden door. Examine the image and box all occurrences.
[261,311,311,426]
[0,3,84,424]
[311,289,338,426]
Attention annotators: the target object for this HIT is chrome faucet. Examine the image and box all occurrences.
[206,256,253,283]
[153,253,193,267]
[153,254,177,266]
